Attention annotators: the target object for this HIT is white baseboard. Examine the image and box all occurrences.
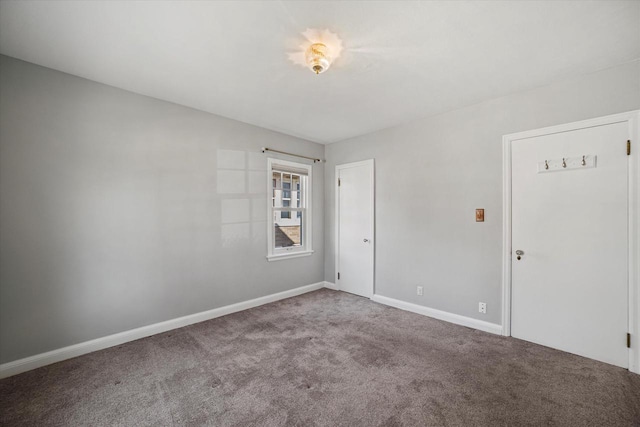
[371,294,503,335]
[323,281,339,291]
[0,282,325,379]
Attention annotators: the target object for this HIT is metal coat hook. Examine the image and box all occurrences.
[581,155,586,166]
[562,158,567,168]
[545,160,549,170]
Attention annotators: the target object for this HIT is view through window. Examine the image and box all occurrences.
[272,170,302,247]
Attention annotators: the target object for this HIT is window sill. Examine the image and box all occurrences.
[266,250,314,262]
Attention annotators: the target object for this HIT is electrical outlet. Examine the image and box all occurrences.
[479,302,487,314]
[417,286,423,296]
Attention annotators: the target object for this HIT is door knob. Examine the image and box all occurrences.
[515,249,524,260]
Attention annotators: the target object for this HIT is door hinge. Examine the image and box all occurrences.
[338,178,341,187]
[628,333,631,348]
[628,140,631,156]
[337,272,340,280]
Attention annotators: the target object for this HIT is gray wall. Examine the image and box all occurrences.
[2,53,639,365]
[324,60,640,325]
[0,55,324,364]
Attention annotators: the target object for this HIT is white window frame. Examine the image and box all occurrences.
[266,158,313,261]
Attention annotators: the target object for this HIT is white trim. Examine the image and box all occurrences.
[335,159,375,298]
[630,113,640,375]
[266,157,313,259]
[502,110,640,374]
[323,281,339,291]
[0,282,325,379]
[372,294,502,335]
[502,124,513,338]
[266,250,314,262]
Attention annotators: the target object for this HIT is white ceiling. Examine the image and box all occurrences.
[1,1,639,144]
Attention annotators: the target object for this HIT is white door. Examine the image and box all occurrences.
[511,122,629,368]
[337,160,374,298]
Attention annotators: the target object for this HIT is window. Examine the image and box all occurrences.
[267,158,313,261]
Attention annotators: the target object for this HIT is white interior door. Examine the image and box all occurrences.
[511,122,629,368]
[337,160,374,298]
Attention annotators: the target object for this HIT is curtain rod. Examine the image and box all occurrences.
[261,147,323,163]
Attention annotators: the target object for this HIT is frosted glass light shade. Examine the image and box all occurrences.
[305,43,331,74]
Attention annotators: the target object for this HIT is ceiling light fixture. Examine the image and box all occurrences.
[288,29,343,76]
[305,43,331,74]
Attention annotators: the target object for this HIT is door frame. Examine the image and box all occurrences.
[335,159,375,297]
[502,111,640,374]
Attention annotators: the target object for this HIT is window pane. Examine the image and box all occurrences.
[269,163,310,257]
[274,212,302,248]
[273,189,282,207]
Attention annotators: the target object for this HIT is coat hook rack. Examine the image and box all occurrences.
[538,155,597,174]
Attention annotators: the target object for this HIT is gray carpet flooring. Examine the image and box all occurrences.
[1,288,639,426]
